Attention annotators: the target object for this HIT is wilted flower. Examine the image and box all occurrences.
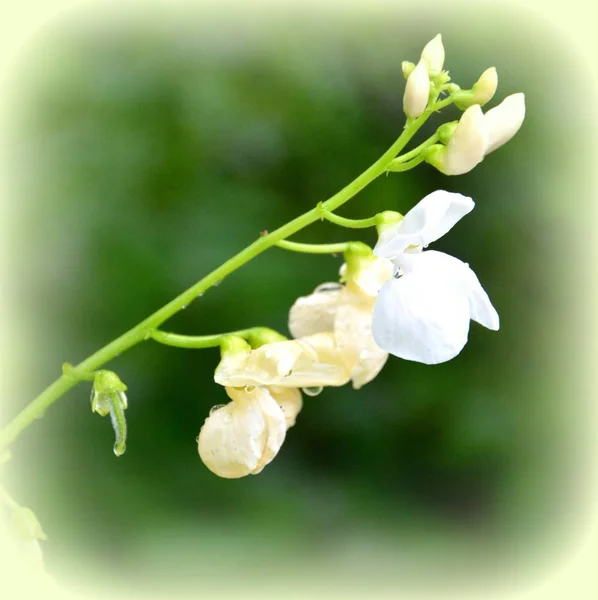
[289,249,393,388]
[197,385,295,478]
[372,190,499,364]
[214,333,352,388]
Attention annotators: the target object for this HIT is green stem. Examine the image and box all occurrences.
[150,329,256,349]
[387,155,426,172]
[317,205,378,229]
[276,240,351,254]
[0,103,442,451]
[393,133,440,163]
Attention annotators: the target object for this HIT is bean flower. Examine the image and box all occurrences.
[372,190,499,364]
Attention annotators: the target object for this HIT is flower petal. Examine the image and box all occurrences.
[374,190,474,259]
[215,335,351,387]
[334,302,388,389]
[371,252,472,364]
[198,389,270,478]
[462,267,500,330]
[268,386,303,428]
[288,286,343,338]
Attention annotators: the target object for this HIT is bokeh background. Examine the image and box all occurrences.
[1,4,593,597]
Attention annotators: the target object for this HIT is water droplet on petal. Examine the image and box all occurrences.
[209,404,226,415]
[244,385,256,394]
[302,386,323,397]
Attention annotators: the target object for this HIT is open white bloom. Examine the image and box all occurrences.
[289,253,393,388]
[426,93,525,175]
[403,60,430,118]
[214,332,352,388]
[198,386,292,478]
[372,190,499,364]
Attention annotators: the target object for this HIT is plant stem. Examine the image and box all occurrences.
[150,329,257,349]
[318,207,379,229]
[0,104,440,451]
[276,240,351,254]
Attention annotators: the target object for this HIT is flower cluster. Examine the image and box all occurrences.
[196,35,523,479]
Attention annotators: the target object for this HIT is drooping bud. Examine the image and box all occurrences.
[424,105,489,175]
[453,67,498,109]
[197,386,287,478]
[483,93,526,154]
[403,60,430,118]
[420,34,445,72]
[90,370,128,457]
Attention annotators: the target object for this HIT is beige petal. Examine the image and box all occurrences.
[288,286,343,338]
[250,388,287,474]
[198,388,269,478]
[215,335,351,388]
[268,386,303,428]
[334,303,389,389]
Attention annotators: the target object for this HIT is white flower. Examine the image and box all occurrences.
[425,93,526,175]
[288,254,393,388]
[214,332,352,388]
[372,190,499,365]
[403,60,430,118]
[198,386,290,478]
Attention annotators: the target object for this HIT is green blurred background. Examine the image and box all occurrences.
[2,5,589,596]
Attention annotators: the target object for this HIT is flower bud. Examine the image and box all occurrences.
[402,61,415,78]
[420,34,445,72]
[483,93,525,154]
[424,105,489,175]
[453,67,498,109]
[403,60,430,118]
[198,386,287,478]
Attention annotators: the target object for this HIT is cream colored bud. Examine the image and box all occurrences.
[483,93,525,154]
[427,105,489,175]
[473,67,498,106]
[401,61,415,78]
[269,386,303,428]
[421,34,445,72]
[198,386,286,478]
[403,60,430,118]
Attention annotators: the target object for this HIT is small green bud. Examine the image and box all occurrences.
[10,507,47,542]
[436,121,458,144]
[90,371,128,457]
[422,144,447,172]
[401,61,415,79]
